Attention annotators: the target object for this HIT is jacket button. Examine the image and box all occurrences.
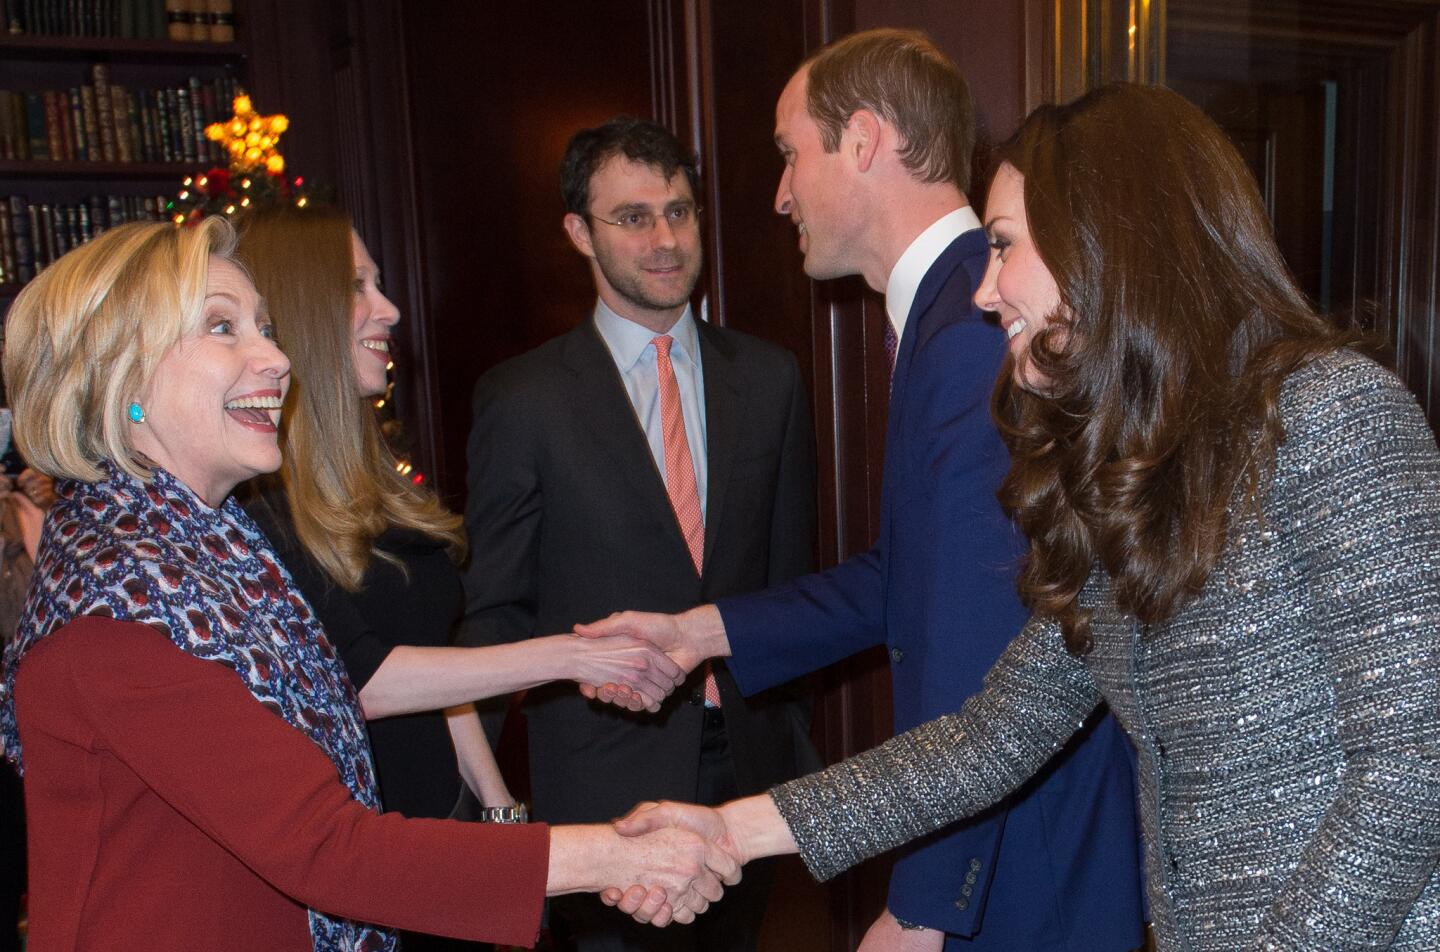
[890,646,905,663]
[954,898,968,911]
[964,871,977,885]
[968,858,981,872]
[960,884,972,897]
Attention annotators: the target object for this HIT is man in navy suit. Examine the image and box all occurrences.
[582,29,1144,952]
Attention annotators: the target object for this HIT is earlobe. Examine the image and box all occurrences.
[563,213,596,259]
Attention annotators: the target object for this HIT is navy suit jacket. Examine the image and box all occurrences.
[718,230,1145,950]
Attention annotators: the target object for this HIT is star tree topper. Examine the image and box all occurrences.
[204,94,290,174]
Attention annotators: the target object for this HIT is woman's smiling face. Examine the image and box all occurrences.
[128,256,290,506]
[974,163,1066,390]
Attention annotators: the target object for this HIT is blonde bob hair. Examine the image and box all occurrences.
[3,217,237,484]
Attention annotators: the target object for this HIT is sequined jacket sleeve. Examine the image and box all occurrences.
[769,613,1099,881]
[1253,358,1440,949]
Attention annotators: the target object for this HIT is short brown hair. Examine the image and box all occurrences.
[3,217,236,484]
[803,28,975,192]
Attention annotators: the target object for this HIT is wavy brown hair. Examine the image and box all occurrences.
[235,205,463,590]
[992,83,1353,654]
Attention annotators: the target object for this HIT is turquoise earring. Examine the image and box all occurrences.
[127,402,145,424]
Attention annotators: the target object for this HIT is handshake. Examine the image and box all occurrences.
[563,796,790,928]
[565,605,727,713]
[549,606,794,926]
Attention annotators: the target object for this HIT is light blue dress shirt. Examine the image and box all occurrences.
[592,299,708,519]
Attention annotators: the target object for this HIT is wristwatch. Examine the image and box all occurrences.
[476,803,530,824]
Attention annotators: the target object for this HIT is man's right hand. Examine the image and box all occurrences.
[574,605,730,709]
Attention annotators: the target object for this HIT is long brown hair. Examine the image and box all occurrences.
[235,205,463,589]
[992,83,1352,654]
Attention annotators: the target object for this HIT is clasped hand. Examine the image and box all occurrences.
[601,801,744,926]
[563,630,687,713]
[573,611,702,710]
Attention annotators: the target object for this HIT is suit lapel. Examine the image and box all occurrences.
[885,228,988,443]
[560,321,695,565]
[697,321,741,577]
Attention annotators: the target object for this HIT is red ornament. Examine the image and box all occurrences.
[205,168,231,198]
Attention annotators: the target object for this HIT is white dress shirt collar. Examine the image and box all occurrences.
[884,205,983,344]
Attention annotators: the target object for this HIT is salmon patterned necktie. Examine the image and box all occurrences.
[653,335,720,707]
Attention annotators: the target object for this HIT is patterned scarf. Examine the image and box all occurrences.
[0,463,396,952]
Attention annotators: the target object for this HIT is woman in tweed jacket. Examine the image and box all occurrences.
[606,83,1440,950]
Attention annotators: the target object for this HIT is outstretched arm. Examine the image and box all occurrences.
[608,614,1097,883]
[358,634,685,718]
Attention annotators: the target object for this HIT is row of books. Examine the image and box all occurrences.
[0,65,240,165]
[0,193,169,286]
[2,0,234,42]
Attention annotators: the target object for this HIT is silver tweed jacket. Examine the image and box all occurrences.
[772,351,1440,951]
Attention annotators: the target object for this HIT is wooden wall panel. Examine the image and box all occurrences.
[397,2,655,503]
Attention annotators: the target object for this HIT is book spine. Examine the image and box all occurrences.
[105,194,123,228]
[9,197,33,285]
[124,89,141,163]
[205,0,229,42]
[199,79,218,164]
[186,76,206,162]
[23,92,48,161]
[67,87,87,161]
[154,89,173,162]
[26,204,46,270]
[108,83,131,162]
[0,209,14,286]
[58,90,77,160]
[90,63,117,162]
[85,195,104,236]
[0,92,14,161]
[50,204,68,257]
[42,90,64,161]
[163,0,185,40]
[175,85,195,164]
[79,84,100,162]
[137,89,156,163]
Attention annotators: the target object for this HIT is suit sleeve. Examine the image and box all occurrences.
[29,616,548,945]
[455,368,544,741]
[717,342,886,694]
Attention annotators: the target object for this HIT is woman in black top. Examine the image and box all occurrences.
[235,207,685,947]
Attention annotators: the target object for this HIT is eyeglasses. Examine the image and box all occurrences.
[589,203,702,234]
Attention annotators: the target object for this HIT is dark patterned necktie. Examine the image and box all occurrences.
[883,319,899,382]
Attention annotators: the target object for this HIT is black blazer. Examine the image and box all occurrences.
[458,316,818,826]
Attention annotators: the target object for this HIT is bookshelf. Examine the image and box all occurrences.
[0,34,243,61]
[0,2,248,311]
